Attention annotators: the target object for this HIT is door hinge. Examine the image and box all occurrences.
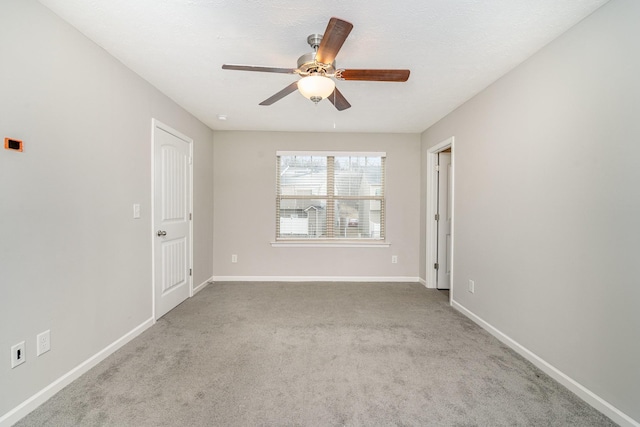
[435,214,440,221]
[434,263,439,270]
[435,165,440,172]
[189,213,192,220]
[189,268,192,276]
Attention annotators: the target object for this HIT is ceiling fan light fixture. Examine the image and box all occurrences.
[297,74,335,104]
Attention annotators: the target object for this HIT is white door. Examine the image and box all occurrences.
[153,122,192,319]
[436,152,452,290]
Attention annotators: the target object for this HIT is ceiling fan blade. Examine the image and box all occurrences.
[315,17,353,65]
[327,87,351,111]
[259,81,300,106]
[339,69,410,82]
[222,64,297,74]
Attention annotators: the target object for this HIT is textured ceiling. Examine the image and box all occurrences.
[39,0,609,133]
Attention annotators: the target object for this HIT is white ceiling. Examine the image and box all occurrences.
[39,0,609,134]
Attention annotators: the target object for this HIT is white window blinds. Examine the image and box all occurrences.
[276,152,385,241]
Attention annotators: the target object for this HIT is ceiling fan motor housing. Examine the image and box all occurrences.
[297,51,336,75]
[297,34,336,76]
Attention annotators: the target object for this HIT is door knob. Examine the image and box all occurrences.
[157,230,167,236]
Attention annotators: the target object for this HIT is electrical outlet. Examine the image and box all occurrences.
[11,341,26,368]
[468,280,475,294]
[391,255,398,264]
[231,254,238,263]
[37,330,51,356]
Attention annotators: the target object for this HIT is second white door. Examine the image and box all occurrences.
[436,152,452,290]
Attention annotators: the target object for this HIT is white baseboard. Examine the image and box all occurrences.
[211,276,421,283]
[0,317,154,427]
[418,277,428,288]
[451,300,639,427]
[192,276,213,295]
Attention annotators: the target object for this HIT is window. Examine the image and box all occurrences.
[276,151,385,241]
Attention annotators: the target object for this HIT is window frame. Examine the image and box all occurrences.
[275,151,386,244]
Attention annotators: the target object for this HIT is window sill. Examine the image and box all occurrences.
[271,241,391,248]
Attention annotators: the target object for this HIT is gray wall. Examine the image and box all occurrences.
[0,0,213,416]
[421,0,640,422]
[213,131,420,279]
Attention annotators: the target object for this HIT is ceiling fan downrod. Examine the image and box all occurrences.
[307,34,323,51]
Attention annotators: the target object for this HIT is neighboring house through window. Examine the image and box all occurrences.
[276,151,385,241]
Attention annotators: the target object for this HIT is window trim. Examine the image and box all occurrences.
[270,241,391,248]
[276,151,386,243]
[276,150,387,158]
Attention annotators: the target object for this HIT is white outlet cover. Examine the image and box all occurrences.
[37,330,51,356]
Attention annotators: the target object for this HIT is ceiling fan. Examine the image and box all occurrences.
[222,17,410,111]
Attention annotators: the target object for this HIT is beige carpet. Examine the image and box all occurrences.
[16,282,615,426]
